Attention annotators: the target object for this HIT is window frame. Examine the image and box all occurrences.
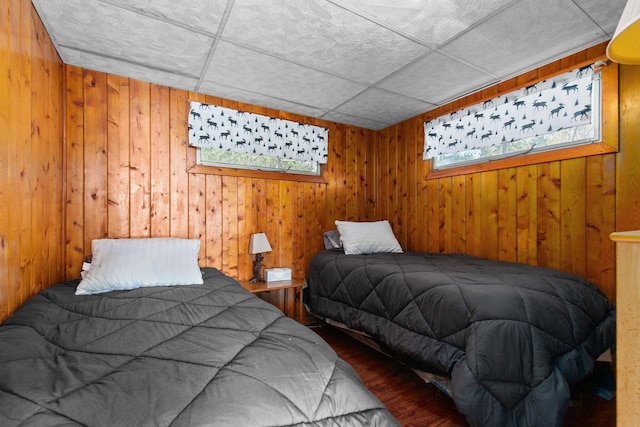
[426,57,618,180]
[195,147,322,176]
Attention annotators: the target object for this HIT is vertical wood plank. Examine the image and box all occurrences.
[586,154,616,302]
[205,174,223,269]
[129,79,151,237]
[106,75,130,238]
[537,162,561,269]
[169,89,188,237]
[64,66,85,279]
[150,84,170,237]
[560,158,587,277]
[83,70,108,251]
[516,165,538,265]
[497,168,517,261]
[451,175,467,254]
[465,173,482,257]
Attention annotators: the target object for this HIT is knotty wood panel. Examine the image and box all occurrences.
[0,0,64,323]
[62,66,376,286]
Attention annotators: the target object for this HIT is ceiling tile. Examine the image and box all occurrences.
[202,41,368,110]
[195,82,330,119]
[379,51,498,104]
[334,88,434,124]
[99,0,230,35]
[33,0,213,75]
[58,47,199,91]
[222,0,430,84]
[441,0,609,79]
[321,111,391,130]
[335,0,515,46]
[574,0,628,36]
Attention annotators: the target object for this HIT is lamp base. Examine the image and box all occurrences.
[250,253,265,283]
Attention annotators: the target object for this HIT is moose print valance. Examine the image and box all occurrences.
[423,64,597,159]
[188,102,329,164]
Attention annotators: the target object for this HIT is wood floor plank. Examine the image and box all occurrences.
[313,325,615,427]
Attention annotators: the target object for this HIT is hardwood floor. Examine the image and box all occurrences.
[313,325,616,427]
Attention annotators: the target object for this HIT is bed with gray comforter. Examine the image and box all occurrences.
[0,267,398,426]
[307,250,616,427]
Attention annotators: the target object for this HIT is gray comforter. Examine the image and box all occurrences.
[0,267,398,426]
[307,250,616,427]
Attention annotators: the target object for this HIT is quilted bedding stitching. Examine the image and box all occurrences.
[0,267,398,427]
[307,250,615,427]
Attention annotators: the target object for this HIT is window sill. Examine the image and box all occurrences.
[426,142,617,179]
[187,163,327,183]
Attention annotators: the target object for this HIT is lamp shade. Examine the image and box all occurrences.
[607,0,640,64]
[249,233,272,254]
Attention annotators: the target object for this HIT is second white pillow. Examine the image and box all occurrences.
[335,220,403,255]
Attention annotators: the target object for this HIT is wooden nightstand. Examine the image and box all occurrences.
[239,279,305,322]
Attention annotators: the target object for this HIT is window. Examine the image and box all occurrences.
[425,65,601,170]
[188,101,328,177]
[196,147,321,175]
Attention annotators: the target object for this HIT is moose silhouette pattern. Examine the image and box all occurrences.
[423,65,595,159]
[188,102,329,164]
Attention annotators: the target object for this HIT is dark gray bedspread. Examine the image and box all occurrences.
[0,267,398,427]
[307,250,616,427]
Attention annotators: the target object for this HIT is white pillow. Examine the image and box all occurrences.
[335,220,403,255]
[75,238,203,295]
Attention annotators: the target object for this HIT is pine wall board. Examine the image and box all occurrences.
[0,0,64,323]
[62,65,376,290]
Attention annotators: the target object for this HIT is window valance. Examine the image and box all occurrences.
[423,65,596,159]
[188,101,329,164]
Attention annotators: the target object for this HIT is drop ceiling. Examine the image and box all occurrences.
[31,0,626,130]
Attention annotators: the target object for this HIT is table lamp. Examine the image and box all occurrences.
[249,232,272,282]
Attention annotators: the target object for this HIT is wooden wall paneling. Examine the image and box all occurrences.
[395,122,408,246]
[378,127,391,223]
[222,176,239,279]
[332,123,347,223]
[64,66,85,279]
[516,165,538,265]
[426,179,439,253]
[438,177,452,253]
[45,25,64,289]
[129,79,151,237]
[16,0,32,306]
[356,128,367,221]
[537,162,561,270]
[416,122,429,252]
[205,174,223,269]
[236,177,252,280]
[560,157,587,278]
[465,173,483,257]
[0,0,64,321]
[451,175,467,254]
[617,65,640,232]
[365,128,378,221]
[345,126,358,220]
[302,183,317,272]
[404,119,418,249]
[106,75,130,239]
[480,171,499,260]
[388,126,399,232]
[169,88,188,238]
[586,154,616,302]
[30,7,47,296]
[83,70,108,257]
[150,84,171,237]
[0,0,11,320]
[187,91,208,262]
[291,183,305,279]
[497,168,517,261]
[315,182,327,252]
